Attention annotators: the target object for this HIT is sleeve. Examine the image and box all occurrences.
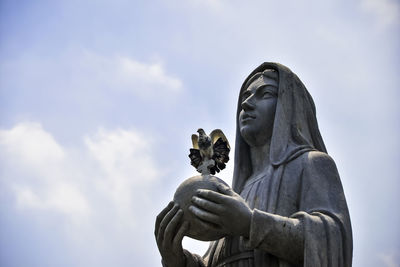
[297,152,352,266]
[183,250,207,267]
[242,151,353,266]
[241,210,304,264]
[169,241,216,267]
[160,250,206,267]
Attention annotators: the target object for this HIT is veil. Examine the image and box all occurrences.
[232,62,327,192]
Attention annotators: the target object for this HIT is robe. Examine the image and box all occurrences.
[183,150,352,267]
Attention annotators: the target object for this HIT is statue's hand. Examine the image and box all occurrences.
[189,184,253,238]
[155,201,189,267]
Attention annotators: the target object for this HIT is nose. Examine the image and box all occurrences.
[241,96,255,111]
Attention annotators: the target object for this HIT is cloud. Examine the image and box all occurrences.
[0,49,183,102]
[117,57,182,94]
[0,122,164,266]
[360,0,400,29]
[0,121,160,217]
[0,122,89,223]
[0,122,65,167]
[84,127,160,229]
[77,51,183,97]
[84,127,158,182]
[379,250,400,267]
[187,0,225,10]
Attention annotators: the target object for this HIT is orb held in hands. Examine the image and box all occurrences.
[173,128,231,241]
[173,174,229,241]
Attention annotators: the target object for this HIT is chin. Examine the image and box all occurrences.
[239,126,256,145]
[240,125,272,147]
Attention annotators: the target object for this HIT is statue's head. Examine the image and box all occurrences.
[232,62,327,192]
[239,69,278,147]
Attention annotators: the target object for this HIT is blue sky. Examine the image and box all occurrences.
[0,0,399,266]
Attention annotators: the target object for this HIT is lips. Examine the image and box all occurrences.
[241,113,256,122]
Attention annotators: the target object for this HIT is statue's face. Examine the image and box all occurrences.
[239,75,278,146]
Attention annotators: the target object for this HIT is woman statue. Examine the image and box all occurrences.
[155,62,353,266]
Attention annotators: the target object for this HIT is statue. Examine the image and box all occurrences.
[154,62,353,266]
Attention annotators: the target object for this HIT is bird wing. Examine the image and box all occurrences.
[191,134,199,149]
[210,129,230,173]
[188,148,202,170]
[210,129,230,149]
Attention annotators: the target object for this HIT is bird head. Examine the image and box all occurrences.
[197,128,206,136]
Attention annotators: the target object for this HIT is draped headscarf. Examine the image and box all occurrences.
[232,62,327,193]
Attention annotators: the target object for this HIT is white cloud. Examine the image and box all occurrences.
[0,122,161,232]
[0,122,89,223]
[14,183,90,221]
[85,127,158,180]
[360,0,400,28]
[0,122,65,167]
[76,51,183,97]
[0,49,183,102]
[188,0,225,10]
[84,127,160,229]
[117,57,182,94]
[379,250,400,267]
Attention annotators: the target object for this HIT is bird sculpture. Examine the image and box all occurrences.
[172,128,231,240]
[189,128,230,175]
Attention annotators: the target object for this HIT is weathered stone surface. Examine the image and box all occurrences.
[155,62,353,267]
[173,175,229,241]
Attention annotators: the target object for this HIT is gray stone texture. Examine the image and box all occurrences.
[155,62,353,267]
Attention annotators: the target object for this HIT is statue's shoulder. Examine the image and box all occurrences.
[305,150,334,161]
[298,151,340,181]
[290,150,337,172]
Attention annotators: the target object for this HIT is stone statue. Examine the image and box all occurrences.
[155,62,353,266]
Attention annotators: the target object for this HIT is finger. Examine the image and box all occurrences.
[191,196,224,214]
[189,205,221,225]
[196,189,229,204]
[173,221,189,249]
[164,209,184,245]
[155,201,174,237]
[157,204,179,245]
[195,216,222,234]
[217,183,235,196]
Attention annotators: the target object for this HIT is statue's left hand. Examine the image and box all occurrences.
[155,202,189,267]
[189,184,253,238]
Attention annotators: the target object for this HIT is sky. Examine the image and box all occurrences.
[0,0,399,266]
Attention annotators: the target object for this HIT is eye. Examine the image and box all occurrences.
[262,91,274,99]
[259,87,277,99]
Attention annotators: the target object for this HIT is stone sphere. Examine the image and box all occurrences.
[173,175,229,241]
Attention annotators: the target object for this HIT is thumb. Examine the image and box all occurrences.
[217,183,234,196]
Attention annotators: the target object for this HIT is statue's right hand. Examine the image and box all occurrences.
[155,201,189,267]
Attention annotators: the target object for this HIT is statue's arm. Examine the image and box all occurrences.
[242,152,352,266]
